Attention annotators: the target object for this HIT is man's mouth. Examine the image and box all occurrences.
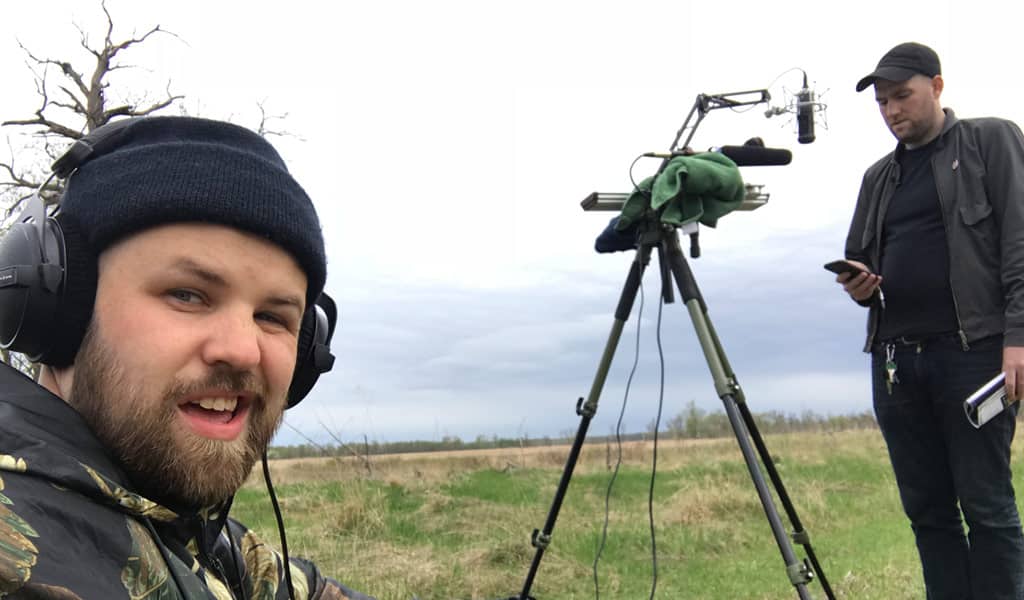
[178,395,251,440]
[192,397,238,416]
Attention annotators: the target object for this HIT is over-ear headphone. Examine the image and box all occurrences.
[0,119,337,408]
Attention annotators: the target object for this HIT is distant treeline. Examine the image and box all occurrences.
[269,404,880,460]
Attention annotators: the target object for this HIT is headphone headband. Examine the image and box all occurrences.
[51,119,136,178]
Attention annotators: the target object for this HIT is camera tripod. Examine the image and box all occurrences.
[513,218,835,600]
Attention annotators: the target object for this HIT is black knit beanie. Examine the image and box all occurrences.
[59,116,326,305]
[33,116,327,367]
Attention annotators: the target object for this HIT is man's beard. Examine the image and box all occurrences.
[68,323,285,509]
[891,106,941,147]
[894,121,930,146]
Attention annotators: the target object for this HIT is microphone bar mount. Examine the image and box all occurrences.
[673,70,824,153]
[672,89,772,153]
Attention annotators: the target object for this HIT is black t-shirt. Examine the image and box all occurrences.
[877,140,959,339]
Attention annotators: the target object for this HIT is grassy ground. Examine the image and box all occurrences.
[232,428,974,599]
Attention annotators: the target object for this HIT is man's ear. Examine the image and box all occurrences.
[931,74,944,98]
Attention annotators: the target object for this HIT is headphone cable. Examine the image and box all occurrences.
[647,289,667,600]
[262,451,297,600]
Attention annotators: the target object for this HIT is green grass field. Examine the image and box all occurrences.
[232,428,1012,599]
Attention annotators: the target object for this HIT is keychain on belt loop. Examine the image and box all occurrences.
[885,343,900,394]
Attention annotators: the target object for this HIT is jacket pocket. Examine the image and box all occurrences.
[960,200,993,226]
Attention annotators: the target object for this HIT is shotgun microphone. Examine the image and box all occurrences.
[715,144,792,166]
[642,145,792,166]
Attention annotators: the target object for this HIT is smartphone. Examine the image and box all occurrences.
[824,260,868,278]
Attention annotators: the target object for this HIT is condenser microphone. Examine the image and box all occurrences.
[796,73,816,144]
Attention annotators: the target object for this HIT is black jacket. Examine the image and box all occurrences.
[845,108,1024,351]
[0,363,373,599]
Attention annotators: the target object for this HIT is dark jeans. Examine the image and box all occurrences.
[872,334,1024,599]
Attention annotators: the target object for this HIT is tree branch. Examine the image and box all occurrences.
[103,92,184,121]
[2,116,83,140]
[256,100,304,141]
[57,85,87,114]
[21,41,88,103]
[58,60,90,99]
[0,160,35,189]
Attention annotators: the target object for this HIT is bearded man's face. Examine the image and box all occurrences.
[62,223,307,508]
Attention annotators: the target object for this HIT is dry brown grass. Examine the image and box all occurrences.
[250,433,811,489]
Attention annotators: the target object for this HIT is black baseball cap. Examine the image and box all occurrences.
[856,42,941,92]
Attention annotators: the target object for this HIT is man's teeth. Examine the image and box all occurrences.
[192,397,238,412]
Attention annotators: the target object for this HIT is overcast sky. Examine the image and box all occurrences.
[3,1,1023,444]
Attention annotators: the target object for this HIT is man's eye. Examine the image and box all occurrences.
[168,289,204,304]
[256,312,290,329]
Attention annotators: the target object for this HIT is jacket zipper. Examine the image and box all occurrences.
[931,153,970,351]
[141,518,189,599]
[867,164,896,351]
[199,518,242,599]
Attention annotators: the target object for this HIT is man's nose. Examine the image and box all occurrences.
[884,101,900,119]
[201,309,262,370]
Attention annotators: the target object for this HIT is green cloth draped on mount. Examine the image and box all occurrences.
[615,152,745,231]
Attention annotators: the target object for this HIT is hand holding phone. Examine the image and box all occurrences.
[823,260,867,279]
[825,259,881,303]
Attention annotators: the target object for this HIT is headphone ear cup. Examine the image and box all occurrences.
[287,293,337,408]
[0,218,59,360]
[0,199,71,362]
[0,210,98,367]
[43,214,97,367]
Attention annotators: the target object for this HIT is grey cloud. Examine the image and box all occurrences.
[290,229,872,444]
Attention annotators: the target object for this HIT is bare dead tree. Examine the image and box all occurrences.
[0,1,183,210]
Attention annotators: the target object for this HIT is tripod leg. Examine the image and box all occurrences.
[695,268,835,599]
[516,243,653,600]
[732,399,836,599]
[662,234,817,600]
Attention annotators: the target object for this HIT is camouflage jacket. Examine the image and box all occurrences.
[0,364,373,600]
